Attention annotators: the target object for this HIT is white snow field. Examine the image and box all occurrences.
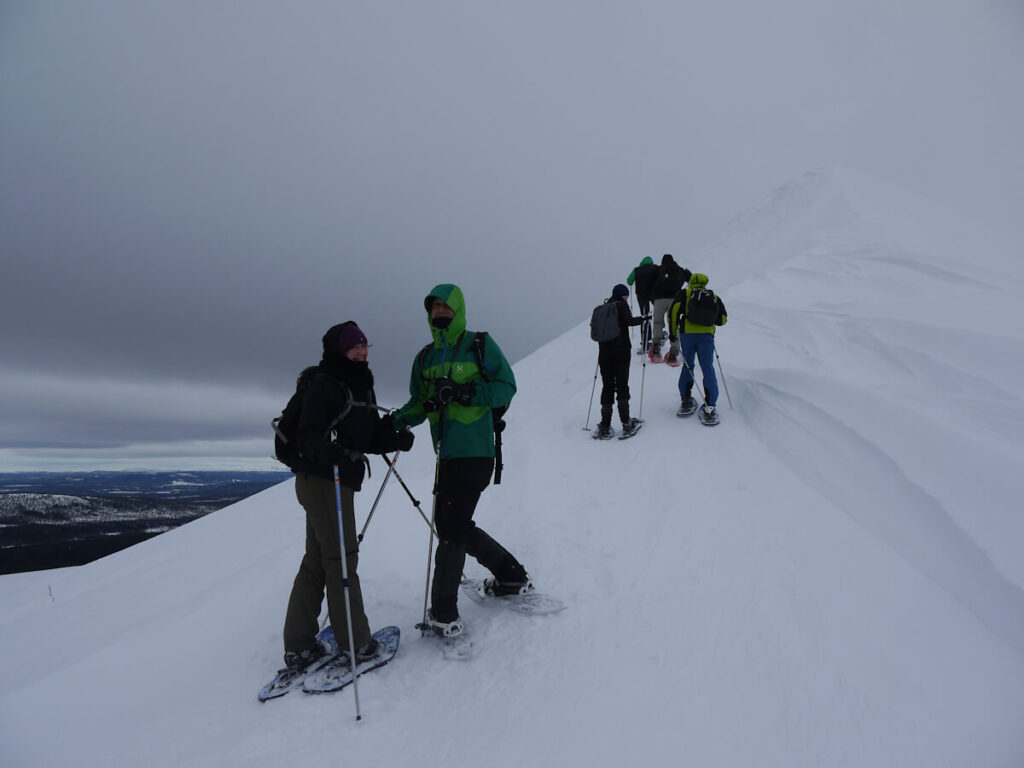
[3,168,1023,767]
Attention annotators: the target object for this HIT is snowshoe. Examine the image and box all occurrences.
[698,405,720,426]
[664,354,680,367]
[676,397,698,417]
[416,612,473,660]
[647,349,663,364]
[593,424,615,440]
[302,626,401,694]
[619,418,644,439]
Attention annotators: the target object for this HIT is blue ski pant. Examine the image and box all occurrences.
[677,333,719,406]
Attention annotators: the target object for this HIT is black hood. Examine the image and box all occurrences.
[319,322,373,393]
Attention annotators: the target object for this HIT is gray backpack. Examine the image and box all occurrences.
[590,301,620,342]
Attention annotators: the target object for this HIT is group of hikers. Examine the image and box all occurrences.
[279,283,531,674]
[593,253,727,438]
[275,265,726,678]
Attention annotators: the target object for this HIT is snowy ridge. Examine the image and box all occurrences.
[2,168,1023,767]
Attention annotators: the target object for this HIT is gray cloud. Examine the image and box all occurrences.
[2,0,1022,467]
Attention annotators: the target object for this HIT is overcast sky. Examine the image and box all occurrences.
[2,0,1022,471]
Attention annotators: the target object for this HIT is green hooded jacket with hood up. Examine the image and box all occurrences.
[668,272,728,337]
[392,284,516,459]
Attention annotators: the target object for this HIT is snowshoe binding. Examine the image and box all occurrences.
[482,573,534,598]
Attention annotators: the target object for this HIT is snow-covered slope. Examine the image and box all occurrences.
[3,168,1023,768]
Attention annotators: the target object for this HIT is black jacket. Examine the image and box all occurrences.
[292,327,406,489]
[633,263,659,305]
[652,255,692,300]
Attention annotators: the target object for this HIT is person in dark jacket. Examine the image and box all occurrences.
[282,321,414,670]
[650,254,691,364]
[595,284,647,439]
[627,256,659,316]
[627,257,659,354]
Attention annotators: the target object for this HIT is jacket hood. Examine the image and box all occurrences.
[689,272,709,288]
[640,256,654,266]
[661,253,676,268]
[424,283,468,346]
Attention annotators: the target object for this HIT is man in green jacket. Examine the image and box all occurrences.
[390,284,531,637]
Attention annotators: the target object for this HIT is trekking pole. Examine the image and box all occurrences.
[331,461,362,721]
[357,452,399,543]
[714,348,733,409]
[419,409,446,632]
[638,318,649,420]
[420,457,439,631]
[381,453,437,535]
[583,359,599,430]
[629,294,635,344]
[679,356,707,407]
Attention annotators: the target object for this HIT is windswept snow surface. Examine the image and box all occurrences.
[3,168,1023,767]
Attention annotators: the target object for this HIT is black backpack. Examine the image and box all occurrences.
[686,287,719,326]
[589,301,620,342]
[416,331,509,483]
[271,366,321,470]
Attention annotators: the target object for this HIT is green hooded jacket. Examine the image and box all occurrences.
[626,256,654,286]
[669,273,728,337]
[393,284,517,459]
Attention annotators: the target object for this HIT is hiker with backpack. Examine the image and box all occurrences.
[280,322,414,673]
[627,256,659,354]
[590,283,648,439]
[669,273,728,424]
[384,284,531,639]
[650,254,692,365]
[627,256,659,317]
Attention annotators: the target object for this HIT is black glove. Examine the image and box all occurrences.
[394,429,414,452]
[422,398,439,413]
[642,314,652,322]
[434,377,458,405]
[455,381,475,406]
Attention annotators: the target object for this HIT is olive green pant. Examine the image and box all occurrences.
[283,473,371,654]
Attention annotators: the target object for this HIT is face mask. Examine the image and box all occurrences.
[431,316,452,329]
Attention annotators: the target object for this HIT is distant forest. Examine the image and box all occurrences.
[0,471,290,574]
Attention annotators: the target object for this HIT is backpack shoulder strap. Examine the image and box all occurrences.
[471,331,494,381]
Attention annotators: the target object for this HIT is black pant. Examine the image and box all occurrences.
[598,343,631,426]
[430,457,524,621]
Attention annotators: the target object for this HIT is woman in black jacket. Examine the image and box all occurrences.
[282,322,413,670]
[596,285,646,439]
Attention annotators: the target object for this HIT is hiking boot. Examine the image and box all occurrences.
[702,405,716,418]
[595,423,613,439]
[664,353,679,365]
[426,611,465,638]
[355,638,380,663]
[283,641,327,670]
[483,573,534,598]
